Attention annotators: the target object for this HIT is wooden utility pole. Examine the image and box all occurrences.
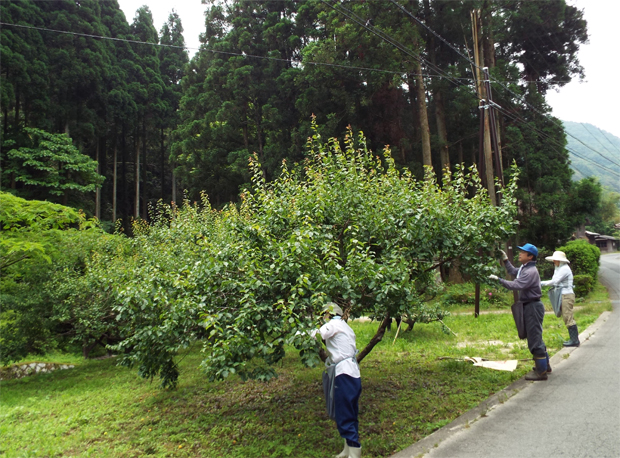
[471,10,496,205]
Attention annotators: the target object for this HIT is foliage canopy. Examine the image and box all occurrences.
[97,125,520,388]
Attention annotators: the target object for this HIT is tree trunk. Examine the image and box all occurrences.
[134,130,140,219]
[413,64,432,170]
[357,314,392,363]
[435,89,450,174]
[95,140,101,219]
[121,123,127,222]
[14,87,20,129]
[448,259,465,283]
[171,163,177,205]
[160,127,165,200]
[407,73,420,146]
[3,105,9,136]
[113,134,118,222]
[141,120,147,220]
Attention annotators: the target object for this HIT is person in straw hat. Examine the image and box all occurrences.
[541,251,579,347]
[311,302,362,458]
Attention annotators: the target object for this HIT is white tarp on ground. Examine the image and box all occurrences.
[464,356,518,372]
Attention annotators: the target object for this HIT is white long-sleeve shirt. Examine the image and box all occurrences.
[540,262,574,295]
[318,316,360,378]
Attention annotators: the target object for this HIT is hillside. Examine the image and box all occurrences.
[563,121,620,192]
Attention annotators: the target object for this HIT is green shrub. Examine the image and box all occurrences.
[573,274,594,298]
[557,239,600,281]
[0,192,116,365]
[441,283,476,306]
[536,249,555,280]
[440,283,511,308]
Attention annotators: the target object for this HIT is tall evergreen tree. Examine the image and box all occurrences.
[159,11,188,204]
[128,6,165,219]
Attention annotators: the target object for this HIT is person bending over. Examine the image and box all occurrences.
[312,302,362,458]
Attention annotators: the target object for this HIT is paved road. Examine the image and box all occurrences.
[393,253,620,458]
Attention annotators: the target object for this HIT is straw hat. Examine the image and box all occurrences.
[545,251,570,263]
[323,302,343,316]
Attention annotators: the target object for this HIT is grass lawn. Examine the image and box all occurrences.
[1,282,612,458]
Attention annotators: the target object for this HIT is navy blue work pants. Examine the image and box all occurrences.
[524,301,547,358]
[334,374,362,448]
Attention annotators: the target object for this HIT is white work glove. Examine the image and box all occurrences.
[309,329,319,339]
[499,250,508,261]
[488,274,499,281]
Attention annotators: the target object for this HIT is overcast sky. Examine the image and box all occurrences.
[118,0,620,140]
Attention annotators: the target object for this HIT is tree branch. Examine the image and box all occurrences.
[357,314,391,363]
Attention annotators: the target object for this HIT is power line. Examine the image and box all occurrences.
[318,0,467,89]
[595,126,620,155]
[385,0,618,169]
[4,13,617,175]
[493,105,620,178]
[0,21,430,78]
[580,122,618,160]
[0,21,581,86]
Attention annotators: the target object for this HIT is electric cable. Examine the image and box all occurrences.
[596,126,620,154]
[386,0,617,168]
[580,122,617,158]
[0,21,432,78]
[318,0,467,89]
[0,21,580,86]
[4,11,616,175]
[493,104,620,178]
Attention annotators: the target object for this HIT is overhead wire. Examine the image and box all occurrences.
[317,0,467,89]
[3,10,618,177]
[580,122,619,161]
[385,0,620,170]
[493,104,620,178]
[0,21,442,78]
[0,20,585,86]
[596,126,620,154]
[323,1,619,179]
[384,0,620,177]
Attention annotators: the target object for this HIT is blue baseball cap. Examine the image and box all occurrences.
[517,243,538,257]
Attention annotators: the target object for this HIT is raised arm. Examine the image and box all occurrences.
[503,260,519,277]
[541,265,570,287]
[499,266,536,291]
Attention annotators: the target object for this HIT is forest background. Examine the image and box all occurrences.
[2,0,619,240]
[1,0,620,381]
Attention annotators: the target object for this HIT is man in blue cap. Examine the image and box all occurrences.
[489,243,549,381]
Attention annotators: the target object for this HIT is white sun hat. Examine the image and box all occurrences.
[545,251,570,263]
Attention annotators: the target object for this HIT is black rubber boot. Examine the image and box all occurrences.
[532,352,552,373]
[525,357,548,381]
[563,325,580,347]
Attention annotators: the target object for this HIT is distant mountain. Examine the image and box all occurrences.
[562,121,620,193]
